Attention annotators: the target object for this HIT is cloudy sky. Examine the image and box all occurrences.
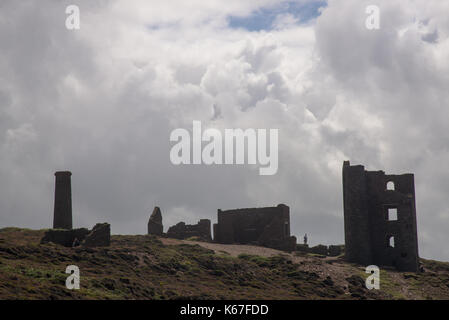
[1,0,449,261]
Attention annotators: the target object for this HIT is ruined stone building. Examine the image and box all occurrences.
[41,223,111,247]
[213,204,297,251]
[44,171,111,247]
[167,219,212,242]
[342,161,419,272]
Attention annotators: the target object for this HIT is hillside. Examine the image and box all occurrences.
[0,228,448,300]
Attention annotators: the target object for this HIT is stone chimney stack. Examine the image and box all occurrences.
[53,171,72,229]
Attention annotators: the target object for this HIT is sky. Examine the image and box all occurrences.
[1,0,449,261]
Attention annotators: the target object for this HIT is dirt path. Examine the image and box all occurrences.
[160,237,288,258]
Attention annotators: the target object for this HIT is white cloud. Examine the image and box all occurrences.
[0,0,449,261]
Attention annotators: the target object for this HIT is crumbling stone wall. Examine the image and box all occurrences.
[295,244,344,256]
[167,219,212,241]
[342,161,419,272]
[213,204,297,252]
[83,223,110,247]
[308,244,328,256]
[296,244,309,253]
[41,228,89,247]
[41,223,111,247]
[328,245,344,257]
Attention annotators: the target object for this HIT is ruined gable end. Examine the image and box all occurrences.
[148,206,163,236]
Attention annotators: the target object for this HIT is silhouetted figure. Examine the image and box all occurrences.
[304,233,308,245]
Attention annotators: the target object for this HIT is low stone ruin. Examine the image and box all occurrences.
[309,244,329,255]
[147,207,163,236]
[328,245,344,257]
[40,228,89,247]
[46,171,110,247]
[41,223,111,247]
[167,219,212,242]
[296,243,344,257]
[213,204,297,252]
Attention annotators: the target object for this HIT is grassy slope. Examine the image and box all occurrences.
[0,228,448,300]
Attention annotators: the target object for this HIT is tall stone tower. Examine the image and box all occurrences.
[342,161,419,272]
[53,171,73,229]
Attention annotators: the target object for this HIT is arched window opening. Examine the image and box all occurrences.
[388,236,395,248]
[386,181,395,190]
